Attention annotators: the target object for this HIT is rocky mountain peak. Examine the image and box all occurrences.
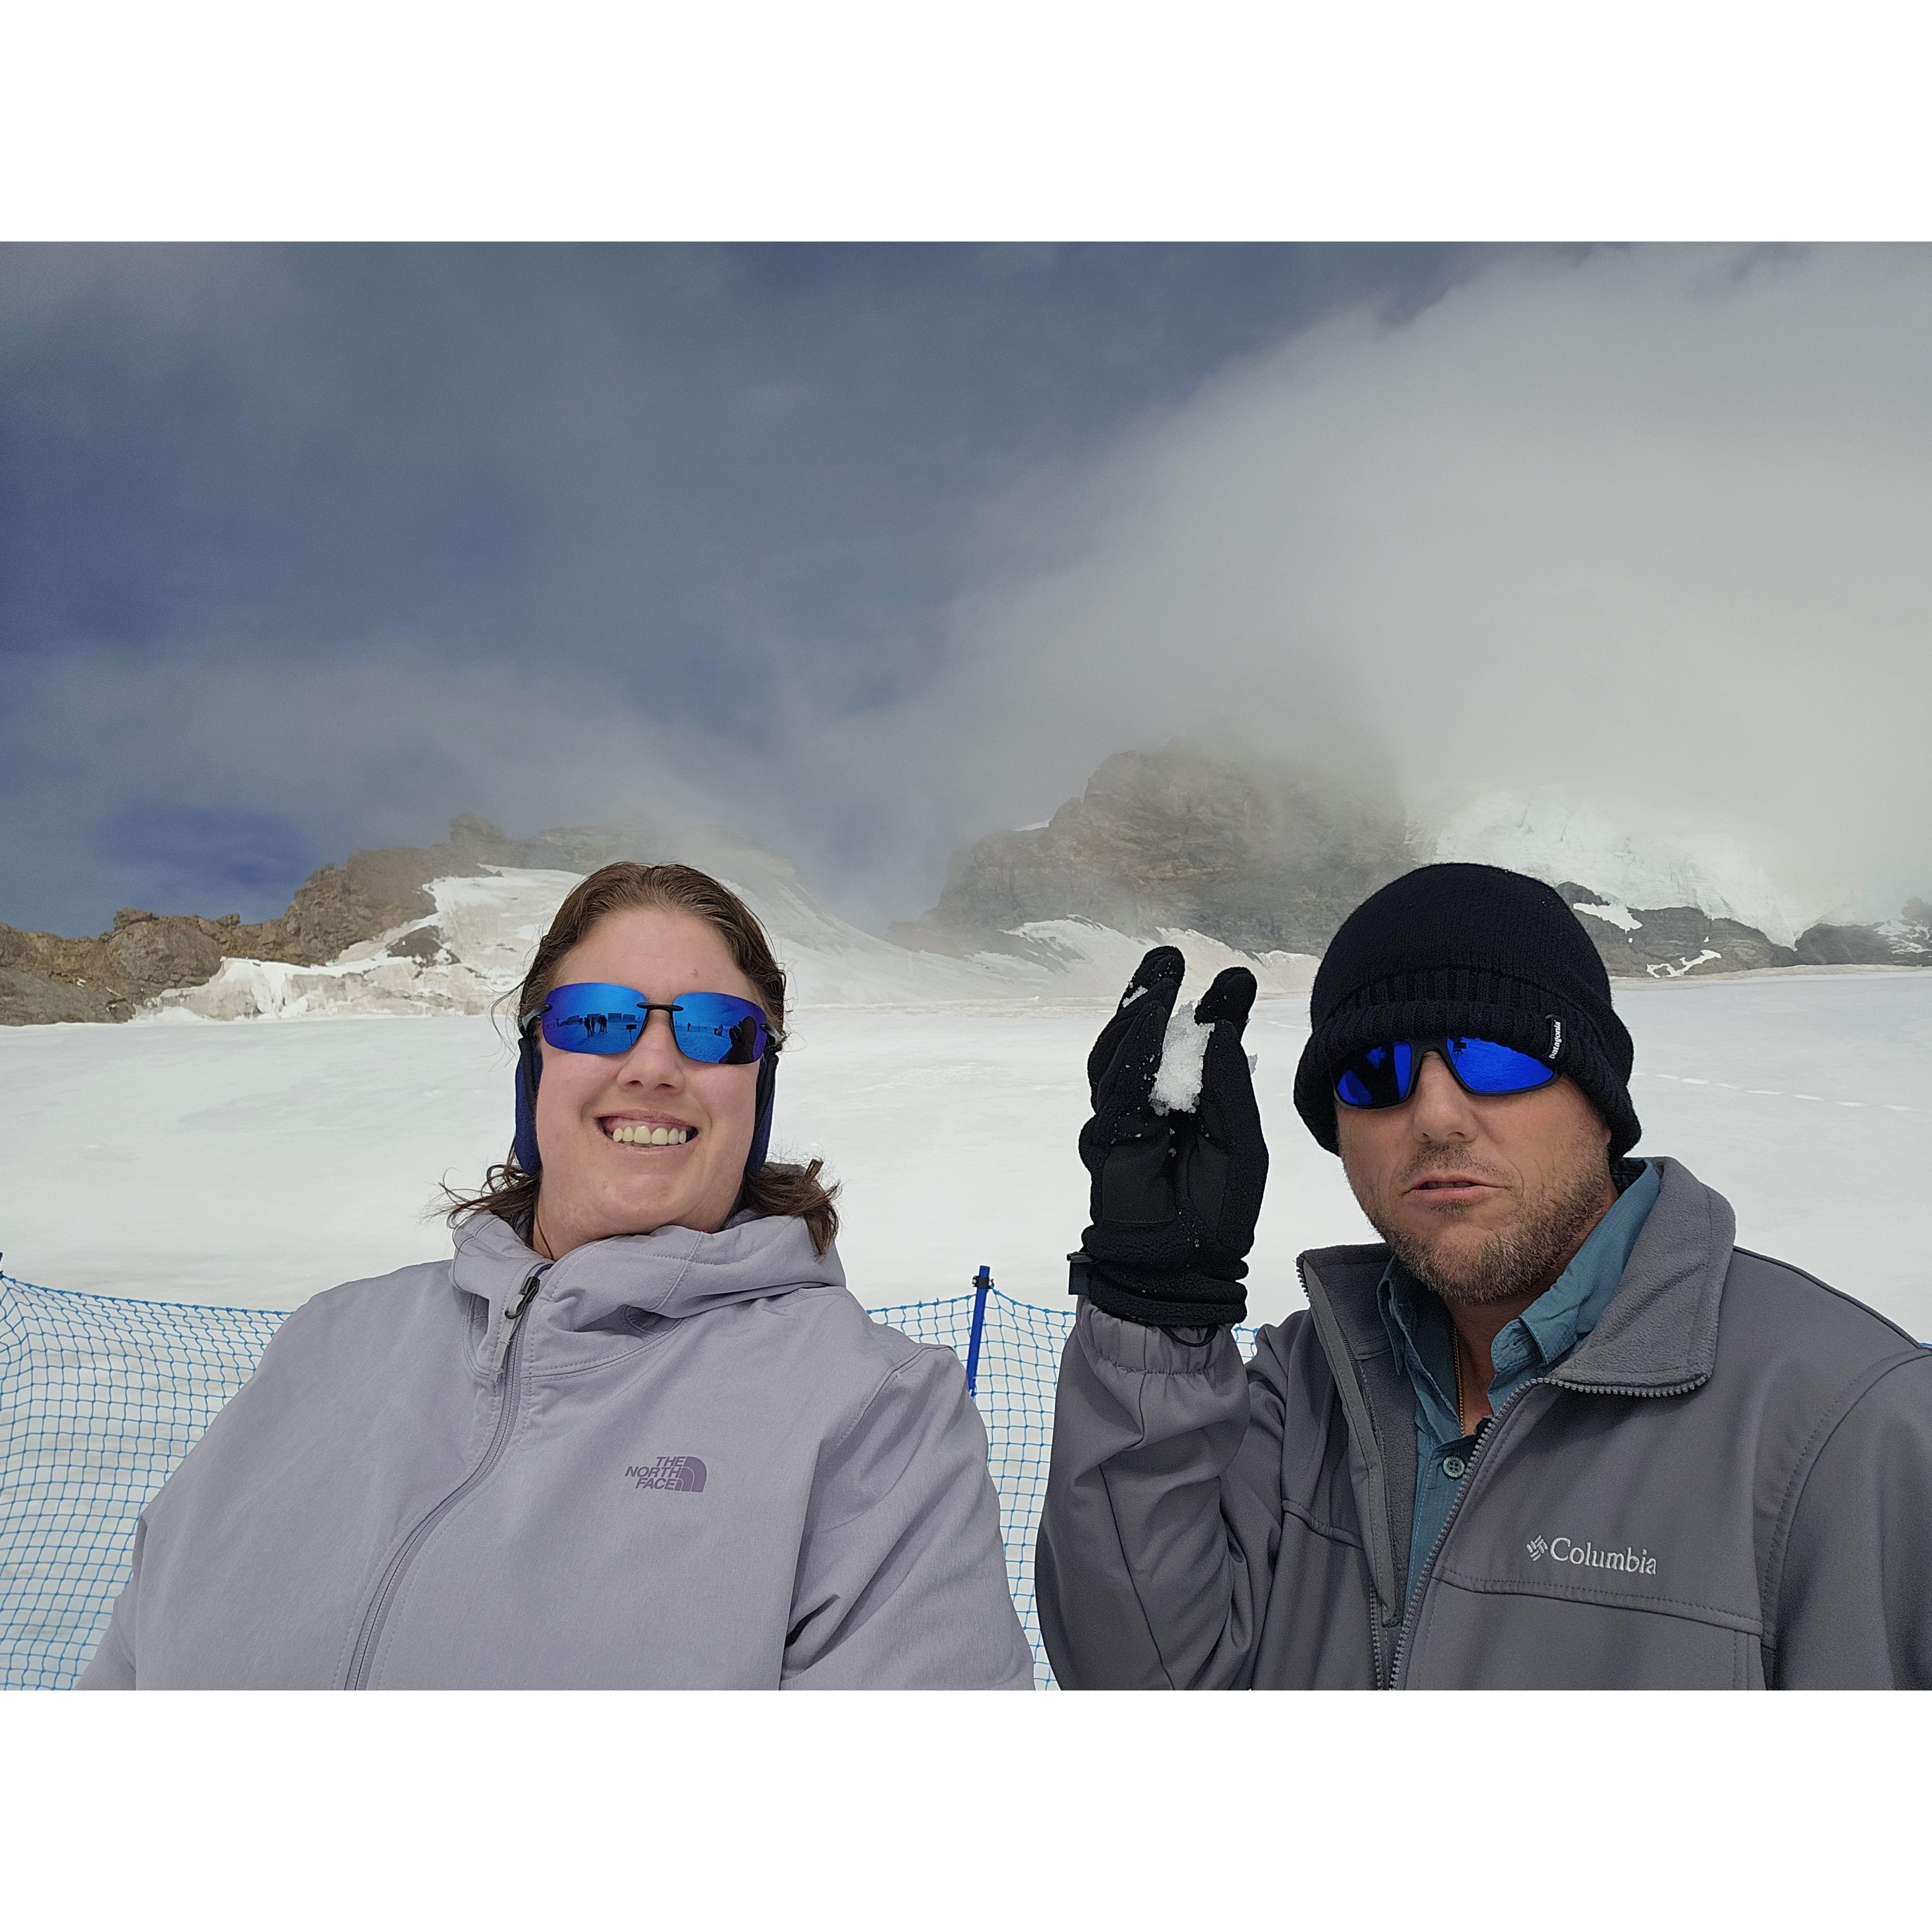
[1,813,809,1027]
[895,739,1412,959]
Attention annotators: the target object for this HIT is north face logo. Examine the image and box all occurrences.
[625,1456,707,1492]
[1525,1535,1549,1561]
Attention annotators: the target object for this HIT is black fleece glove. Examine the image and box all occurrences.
[1073,946,1269,1328]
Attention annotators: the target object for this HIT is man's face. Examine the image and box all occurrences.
[1335,1051,1617,1305]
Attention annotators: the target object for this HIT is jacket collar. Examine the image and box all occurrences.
[1549,1155,1730,1393]
[1300,1154,1733,1398]
[450,1208,845,1334]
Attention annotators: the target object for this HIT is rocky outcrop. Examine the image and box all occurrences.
[1556,885,1932,978]
[0,967,128,1024]
[224,813,652,967]
[1792,919,1932,967]
[1555,885,1799,978]
[105,908,227,991]
[0,908,237,1024]
[0,815,673,1027]
[894,741,1412,960]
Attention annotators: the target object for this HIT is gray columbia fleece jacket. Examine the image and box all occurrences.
[1037,1157,1932,1688]
[81,1212,1033,1689]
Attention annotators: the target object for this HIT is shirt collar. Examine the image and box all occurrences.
[1377,1159,1661,1403]
[1520,1159,1661,1364]
[1377,1260,1459,1440]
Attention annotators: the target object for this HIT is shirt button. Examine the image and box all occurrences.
[1442,1455,1467,1479]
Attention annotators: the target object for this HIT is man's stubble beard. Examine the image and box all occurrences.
[1357,1142,1616,1307]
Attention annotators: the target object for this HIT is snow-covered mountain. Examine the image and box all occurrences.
[896,740,1409,962]
[897,744,1874,983]
[1422,794,1808,947]
[14,756,1927,1036]
[144,852,1315,1026]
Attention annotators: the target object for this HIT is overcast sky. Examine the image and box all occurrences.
[4,242,1927,937]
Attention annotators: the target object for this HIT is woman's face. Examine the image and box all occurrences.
[531,906,764,1256]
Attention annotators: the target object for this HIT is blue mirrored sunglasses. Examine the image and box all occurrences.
[527,982,771,1065]
[1335,1033,1559,1109]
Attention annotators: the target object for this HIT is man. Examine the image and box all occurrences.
[1037,863,1932,1687]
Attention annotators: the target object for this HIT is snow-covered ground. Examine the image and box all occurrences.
[4,968,1931,1338]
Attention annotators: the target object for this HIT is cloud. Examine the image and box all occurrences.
[0,639,739,929]
[6,245,1927,939]
[804,245,1932,929]
[0,242,1491,934]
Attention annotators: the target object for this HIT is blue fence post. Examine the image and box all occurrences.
[965,1265,992,1397]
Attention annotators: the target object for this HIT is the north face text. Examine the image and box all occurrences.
[625,1456,708,1492]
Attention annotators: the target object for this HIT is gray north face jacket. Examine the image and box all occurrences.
[81,1212,1033,1689]
[1037,1157,1932,1688]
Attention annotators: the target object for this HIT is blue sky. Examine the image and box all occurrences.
[0,243,1496,935]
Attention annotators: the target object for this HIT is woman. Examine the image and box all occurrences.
[82,862,1033,1688]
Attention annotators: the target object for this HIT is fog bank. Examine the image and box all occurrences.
[806,245,1932,933]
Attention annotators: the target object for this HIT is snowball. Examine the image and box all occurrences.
[1150,1002,1213,1114]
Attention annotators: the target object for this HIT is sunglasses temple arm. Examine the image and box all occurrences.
[513,1030,543,1175]
[745,1054,777,1175]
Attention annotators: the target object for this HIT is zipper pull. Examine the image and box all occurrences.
[492,1270,543,1381]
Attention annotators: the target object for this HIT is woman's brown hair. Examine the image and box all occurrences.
[445,861,839,1252]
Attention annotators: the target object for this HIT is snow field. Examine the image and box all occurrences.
[1,971,1929,1336]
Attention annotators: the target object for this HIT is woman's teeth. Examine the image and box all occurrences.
[608,1124,692,1146]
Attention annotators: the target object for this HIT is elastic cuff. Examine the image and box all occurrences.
[1084,1271,1246,1331]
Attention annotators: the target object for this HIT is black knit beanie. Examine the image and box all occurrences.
[1293,863,1641,1159]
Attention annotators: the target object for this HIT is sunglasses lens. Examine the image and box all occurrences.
[1335,1064,1375,1107]
[1445,1036,1557,1094]
[669,992,769,1065]
[540,983,646,1055]
[1335,1040,1413,1108]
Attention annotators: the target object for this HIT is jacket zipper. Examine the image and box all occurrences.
[342,1265,546,1690]
[1384,1375,1545,1688]
[1297,1256,1392,1686]
[491,1271,543,1380]
[1384,1370,1707,1689]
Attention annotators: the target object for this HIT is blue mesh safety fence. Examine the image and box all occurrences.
[0,1276,288,1691]
[0,1270,1257,1691]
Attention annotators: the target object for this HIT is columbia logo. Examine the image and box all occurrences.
[1524,1532,1658,1576]
[625,1455,707,1492]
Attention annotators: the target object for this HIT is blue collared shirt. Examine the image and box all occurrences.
[1377,1161,1661,1606]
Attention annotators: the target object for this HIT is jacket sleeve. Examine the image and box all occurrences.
[1036,1300,1288,1689]
[781,1346,1035,1689]
[1772,1350,1932,1689]
[75,1517,143,1689]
